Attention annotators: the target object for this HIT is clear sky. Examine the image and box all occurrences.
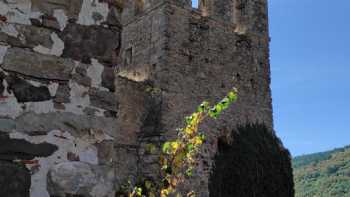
[192,0,350,156]
[269,0,350,156]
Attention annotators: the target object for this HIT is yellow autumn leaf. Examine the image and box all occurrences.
[171,177,179,187]
[194,136,203,146]
[171,141,181,153]
[184,127,194,135]
[189,113,199,125]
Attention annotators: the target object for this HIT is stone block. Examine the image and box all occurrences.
[96,140,114,165]
[0,138,58,161]
[89,88,118,112]
[53,83,70,103]
[47,161,115,197]
[72,63,92,87]
[31,0,83,19]
[106,6,122,27]
[2,48,75,80]
[0,23,62,54]
[41,15,61,31]
[113,146,138,188]
[15,112,118,138]
[59,24,120,64]
[6,74,51,103]
[102,66,116,92]
[0,119,16,133]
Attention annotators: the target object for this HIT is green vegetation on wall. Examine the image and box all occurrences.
[121,89,238,197]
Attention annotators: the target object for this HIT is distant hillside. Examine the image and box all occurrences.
[293,145,350,197]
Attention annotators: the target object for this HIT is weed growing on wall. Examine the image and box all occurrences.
[123,89,238,197]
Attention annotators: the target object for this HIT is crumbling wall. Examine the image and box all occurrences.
[118,0,291,196]
[0,0,293,197]
[150,1,273,195]
[0,0,121,196]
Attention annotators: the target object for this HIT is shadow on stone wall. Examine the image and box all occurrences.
[209,124,294,197]
[0,161,30,197]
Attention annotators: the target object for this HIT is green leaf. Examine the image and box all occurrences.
[197,101,209,112]
[187,143,194,152]
[170,141,180,152]
[228,91,238,102]
[185,115,193,125]
[215,103,224,114]
[161,164,168,172]
[199,133,206,142]
[135,187,142,196]
[124,89,239,197]
[162,142,171,154]
[209,103,224,118]
[220,97,230,109]
[208,107,219,118]
[185,168,193,177]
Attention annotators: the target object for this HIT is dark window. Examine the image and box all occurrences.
[124,47,132,66]
[236,0,248,16]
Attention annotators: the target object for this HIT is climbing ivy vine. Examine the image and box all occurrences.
[123,89,238,197]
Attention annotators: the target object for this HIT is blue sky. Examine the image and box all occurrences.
[269,0,350,156]
[192,0,350,156]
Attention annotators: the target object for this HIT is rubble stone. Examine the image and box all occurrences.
[54,83,70,103]
[89,88,118,112]
[0,119,16,133]
[2,48,74,80]
[6,75,51,103]
[47,161,114,197]
[15,112,117,137]
[0,138,58,161]
[102,66,116,92]
[31,0,83,19]
[59,24,120,64]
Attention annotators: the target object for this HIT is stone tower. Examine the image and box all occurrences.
[117,0,293,196]
[0,0,293,197]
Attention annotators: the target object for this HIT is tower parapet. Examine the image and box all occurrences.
[199,0,235,23]
[198,0,269,35]
[121,0,192,25]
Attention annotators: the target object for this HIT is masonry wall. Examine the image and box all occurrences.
[0,1,121,196]
[161,5,274,196]
[118,0,293,196]
[0,0,293,197]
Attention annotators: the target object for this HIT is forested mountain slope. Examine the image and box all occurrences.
[293,145,350,197]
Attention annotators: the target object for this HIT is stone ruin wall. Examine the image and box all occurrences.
[0,0,293,197]
[162,3,274,195]
[0,0,121,196]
